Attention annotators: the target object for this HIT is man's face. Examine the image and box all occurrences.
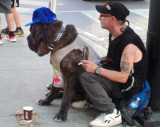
[98,14,112,29]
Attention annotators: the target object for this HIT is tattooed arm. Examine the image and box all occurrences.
[119,44,135,82]
[88,43,142,83]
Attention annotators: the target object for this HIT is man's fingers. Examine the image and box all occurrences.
[81,60,89,64]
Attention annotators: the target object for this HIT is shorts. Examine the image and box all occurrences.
[0,0,12,14]
[11,0,19,8]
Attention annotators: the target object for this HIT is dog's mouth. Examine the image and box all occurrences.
[37,49,50,56]
[37,42,51,56]
[27,34,51,56]
[37,52,45,56]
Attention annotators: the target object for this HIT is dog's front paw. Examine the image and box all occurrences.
[54,112,67,122]
[37,99,51,105]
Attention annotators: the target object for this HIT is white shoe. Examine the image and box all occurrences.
[72,100,94,110]
[89,109,122,127]
[0,37,3,45]
[5,35,16,42]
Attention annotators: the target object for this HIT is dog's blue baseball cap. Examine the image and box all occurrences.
[25,7,57,27]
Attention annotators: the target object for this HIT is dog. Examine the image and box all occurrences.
[26,7,101,122]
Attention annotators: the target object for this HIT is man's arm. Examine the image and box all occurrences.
[99,44,134,83]
[81,44,142,83]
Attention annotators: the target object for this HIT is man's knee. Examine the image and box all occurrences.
[79,71,98,85]
[79,71,90,82]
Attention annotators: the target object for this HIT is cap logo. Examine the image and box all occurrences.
[105,4,111,10]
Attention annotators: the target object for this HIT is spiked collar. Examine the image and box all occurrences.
[48,26,66,50]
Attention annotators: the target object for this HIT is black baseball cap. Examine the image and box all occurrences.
[96,2,130,21]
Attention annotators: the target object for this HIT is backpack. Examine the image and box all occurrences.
[120,80,151,126]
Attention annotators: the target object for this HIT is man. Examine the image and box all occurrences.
[0,0,16,45]
[72,2,148,127]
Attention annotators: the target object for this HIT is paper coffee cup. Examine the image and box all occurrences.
[23,106,33,122]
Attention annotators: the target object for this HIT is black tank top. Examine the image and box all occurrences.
[102,27,148,99]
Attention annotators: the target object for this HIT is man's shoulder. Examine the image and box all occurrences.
[125,27,141,40]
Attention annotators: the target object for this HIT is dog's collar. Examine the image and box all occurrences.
[48,26,66,50]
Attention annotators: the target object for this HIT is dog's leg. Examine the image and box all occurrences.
[37,85,63,105]
[53,49,83,122]
[54,74,76,122]
[46,82,53,90]
[45,81,53,97]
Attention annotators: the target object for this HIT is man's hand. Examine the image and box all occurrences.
[81,60,98,73]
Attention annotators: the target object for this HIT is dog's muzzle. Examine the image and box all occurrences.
[27,35,38,52]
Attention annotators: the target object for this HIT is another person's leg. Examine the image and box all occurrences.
[12,0,24,37]
[5,13,16,42]
[12,7,20,28]
[2,0,23,37]
[5,13,14,32]
[0,15,3,45]
[0,0,14,43]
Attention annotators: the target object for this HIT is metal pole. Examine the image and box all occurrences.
[146,0,160,111]
[49,0,58,14]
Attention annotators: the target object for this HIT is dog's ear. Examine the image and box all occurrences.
[42,21,63,43]
[31,23,46,41]
[51,21,63,31]
[27,23,47,52]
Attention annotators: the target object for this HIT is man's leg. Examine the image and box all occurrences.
[79,68,115,114]
[78,68,123,127]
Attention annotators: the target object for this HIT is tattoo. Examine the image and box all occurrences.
[121,61,130,73]
[123,53,129,60]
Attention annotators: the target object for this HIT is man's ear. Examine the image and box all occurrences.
[111,16,116,21]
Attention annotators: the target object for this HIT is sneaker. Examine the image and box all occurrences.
[1,27,9,34]
[14,29,24,37]
[72,100,94,110]
[89,109,122,127]
[0,37,3,45]
[5,35,16,42]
